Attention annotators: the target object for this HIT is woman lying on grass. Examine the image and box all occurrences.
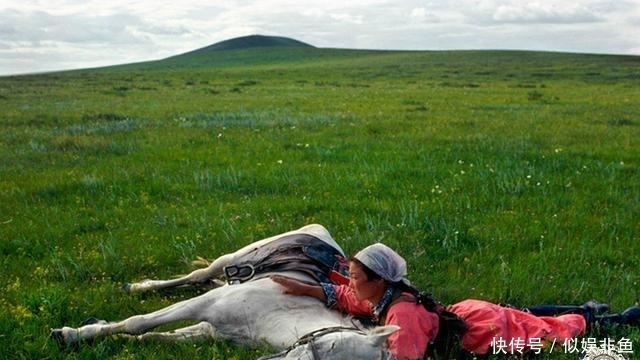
[271,243,639,359]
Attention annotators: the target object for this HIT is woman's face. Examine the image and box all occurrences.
[348,261,385,303]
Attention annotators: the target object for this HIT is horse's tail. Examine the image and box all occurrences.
[192,256,211,268]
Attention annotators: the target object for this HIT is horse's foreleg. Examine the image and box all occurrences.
[123,253,234,293]
[122,275,225,294]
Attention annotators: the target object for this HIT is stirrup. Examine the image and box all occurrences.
[224,264,255,284]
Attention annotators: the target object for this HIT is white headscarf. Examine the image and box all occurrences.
[354,243,410,285]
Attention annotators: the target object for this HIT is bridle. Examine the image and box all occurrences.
[259,325,391,360]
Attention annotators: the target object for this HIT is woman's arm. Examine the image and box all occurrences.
[271,275,372,316]
[270,275,326,301]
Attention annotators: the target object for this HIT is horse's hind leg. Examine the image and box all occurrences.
[133,321,216,342]
[51,293,209,346]
[123,253,235,293]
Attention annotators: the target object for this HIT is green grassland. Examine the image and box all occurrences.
[1,44,639,359]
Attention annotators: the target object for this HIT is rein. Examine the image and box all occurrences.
[259,325,389,360]
[294,326,364,360]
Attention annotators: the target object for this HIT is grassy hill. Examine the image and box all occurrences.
[0,39,639,359]
[174,34,315,54]
[156,34,318,68]
[51,34,639,76]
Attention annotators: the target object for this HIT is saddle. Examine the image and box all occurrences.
[223,233,349,285]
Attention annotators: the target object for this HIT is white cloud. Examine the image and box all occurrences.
[329,13,365,25]
[492,2,602,23]
[0,0,638,75]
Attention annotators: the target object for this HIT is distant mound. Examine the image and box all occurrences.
[157,34,320,67]
[183,35,315,55]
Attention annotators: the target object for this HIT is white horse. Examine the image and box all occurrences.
[50,224,398,359]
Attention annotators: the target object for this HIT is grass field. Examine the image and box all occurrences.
[1,43,639,359]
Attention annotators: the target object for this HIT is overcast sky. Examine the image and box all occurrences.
[1,0,639,75]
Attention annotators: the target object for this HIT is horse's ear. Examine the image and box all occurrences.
[368,325,401,346]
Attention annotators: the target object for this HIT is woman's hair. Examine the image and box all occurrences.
[394,280,468,356]
[351,257,383,281]
[352,257,467,357]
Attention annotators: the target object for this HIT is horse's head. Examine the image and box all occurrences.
[259,325,399,360]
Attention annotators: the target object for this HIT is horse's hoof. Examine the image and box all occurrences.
[122,283,132,293]
[79,317,101,326]
[123,279,153,293]
[50,329,67,348]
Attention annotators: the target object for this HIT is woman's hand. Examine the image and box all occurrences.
[270,275,326,301]
[270,275,307,295]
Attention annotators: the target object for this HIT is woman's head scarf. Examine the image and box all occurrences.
[354,243,410,286]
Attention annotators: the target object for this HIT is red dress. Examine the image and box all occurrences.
[449,299,587,355]
[328,286,587,358]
